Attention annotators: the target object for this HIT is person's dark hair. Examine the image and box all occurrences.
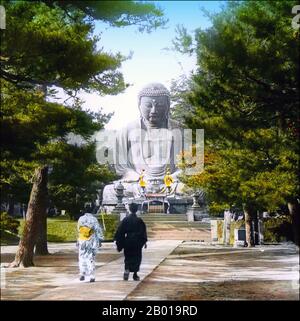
[84,204,92,212]
[129,202,138,214]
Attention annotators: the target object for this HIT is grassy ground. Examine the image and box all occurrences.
[16,216,78,243]
[1,216,79,245]
[1,214,119,245]
[43,217,78,242]
[99,214,119,240]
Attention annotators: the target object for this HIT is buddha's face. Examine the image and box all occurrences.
[139,96,169,128]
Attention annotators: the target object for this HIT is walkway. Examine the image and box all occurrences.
[1,241,299,300]
[1,240,181,300]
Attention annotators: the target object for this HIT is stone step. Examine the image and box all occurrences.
[148,233,210,239]
[149,236,211,241]
[143,218,187,224]
[140,217,187,222]
[143,219,209,225]
[146,218,211,240]
[147,226,210,231]
[148,230,211,241]
[139,214,187,219]
[139,214,186,218]
[141,212,187,214]
[138,213,211,241]
[146,222,210,230]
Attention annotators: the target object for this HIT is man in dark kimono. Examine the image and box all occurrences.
[114,203,147,281]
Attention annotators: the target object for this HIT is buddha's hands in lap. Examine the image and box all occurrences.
[121,170,140,183]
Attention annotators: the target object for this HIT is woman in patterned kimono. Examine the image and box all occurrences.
[77,212,103,282]
[114,203,147,281]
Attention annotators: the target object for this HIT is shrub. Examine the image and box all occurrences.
[0,212,20,235]
[263,215,293,243]
[99,213,119,240]
[225,215,293,244]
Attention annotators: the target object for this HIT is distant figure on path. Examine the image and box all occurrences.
[77,213,103,282]
[139,169,147,194]
[114,203,148,281]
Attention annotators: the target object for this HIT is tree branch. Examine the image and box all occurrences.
[244,72,297,96]
[0,69,58,88]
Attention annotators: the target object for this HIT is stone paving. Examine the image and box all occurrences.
[127,242,299,300]
[1,240,181,300]
[1,241,299,300]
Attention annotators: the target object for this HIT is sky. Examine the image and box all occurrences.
[78,1,224,129]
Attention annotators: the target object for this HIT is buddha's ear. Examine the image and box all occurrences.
[138,98,143,115]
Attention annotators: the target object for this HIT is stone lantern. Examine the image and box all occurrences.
[186,190,209,222]
[191,192,201,208]
[112,182,127,215]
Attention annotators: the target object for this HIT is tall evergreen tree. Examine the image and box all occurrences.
[173,0,299,245]
[1,0,166,266]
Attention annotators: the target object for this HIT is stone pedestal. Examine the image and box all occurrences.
[112,202,126,215]
[223,210,231,245]
[187,209,195,222]
[186,192,209,222]
[186,207,209,221]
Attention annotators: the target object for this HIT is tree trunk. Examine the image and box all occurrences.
[35,190,49,255]
[10,166,48,267]
[243,205,255,247]
[288,200,300,246]
[253,211,259,245]
[35,209,49,255]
